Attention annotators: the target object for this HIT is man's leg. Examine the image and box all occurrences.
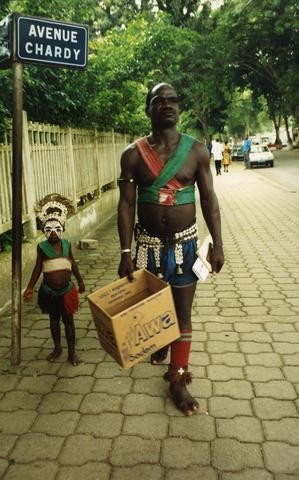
[62,312,80,366]
[47,314,62,362]
[166,282,199,416]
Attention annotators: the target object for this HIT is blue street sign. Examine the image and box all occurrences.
[16,15,88,69]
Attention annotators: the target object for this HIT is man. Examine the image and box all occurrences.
[242,135,252,168]
[117,82,224,416]
[211,138,224,176]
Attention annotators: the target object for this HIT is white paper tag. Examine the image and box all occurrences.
[192,257,210,282]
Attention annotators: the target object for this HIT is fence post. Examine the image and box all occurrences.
[67,128,78,211]
[22,111,37,238]
[94,128,101,198]
[111,129,118,189]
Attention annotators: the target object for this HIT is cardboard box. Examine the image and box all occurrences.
[87,269,180,368]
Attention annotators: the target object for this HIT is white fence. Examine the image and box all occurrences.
[0,112,129,236]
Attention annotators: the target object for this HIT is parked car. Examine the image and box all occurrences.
[232,144,244,161]
[248,144,274,168]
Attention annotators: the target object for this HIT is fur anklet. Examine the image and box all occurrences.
[163,366,192,385]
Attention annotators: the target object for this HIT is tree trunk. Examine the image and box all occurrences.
[283,114,293,148]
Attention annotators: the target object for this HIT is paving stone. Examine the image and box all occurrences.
[80,392,122,414]
[133,378,166,396]
[38,392,82,413]
[273,343,299,354]
[53,376,95,393]
[169,413,215,441]
[244,366,284,382]
[161,437,210,468]
[59,434,111,465]
[2,461,58,480]
[207,365,244,380]
[57,462,111,480]
[207,341,239,353]
[110,436,160,466]
[240,342,272,353]
[263,418,299,444]
[213,380,254,399]
[16,375,57,394]
[0,410,37,434]
[234,323,264,332]
[93,377,133,395]
[123,413,168,439]
[77,413,124,437]
[188,351,209,365]
[252,398,298,419]
[164,466,217,480]
[57,363,96,377]
[122,394,164,415]
[263,442,299,473]
[222,470,273,479]
[0,375,20,392]
[211,353,246,366]
[209,397,252,418]
[283,366,299,382]
[283,353,299,365]
[111,465,163,480]
[212,438,263,470]
[246,353,283,367]
[254,381,297,400]
[216,416,264,442]
[0,391,41,411]
[10,433,64,462]
[0,433,18,456]
[31,412,80,435]
[264,323,295,333]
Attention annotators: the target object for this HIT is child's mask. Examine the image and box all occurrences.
[44,220,63,239]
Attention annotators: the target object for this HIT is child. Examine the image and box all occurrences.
[23,194,85,366]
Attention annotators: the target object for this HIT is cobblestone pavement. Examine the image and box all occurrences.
[0,152,298,480]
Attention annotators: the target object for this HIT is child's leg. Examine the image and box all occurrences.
[47,314,62,362]
[62,312,80,366]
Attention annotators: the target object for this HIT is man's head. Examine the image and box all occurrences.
[145,82,180,128]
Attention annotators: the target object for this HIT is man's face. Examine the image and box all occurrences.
[44,220,63,242]
[147,86,180,129]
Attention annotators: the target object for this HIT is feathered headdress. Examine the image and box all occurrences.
[35,193,75,229]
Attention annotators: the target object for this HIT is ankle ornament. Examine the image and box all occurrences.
[163,365,192,385]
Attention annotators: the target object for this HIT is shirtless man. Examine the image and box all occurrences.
[117,83,224,415]
[23,194,85,366]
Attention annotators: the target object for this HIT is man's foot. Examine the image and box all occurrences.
[46,347,62,362]
[150,345,169,364]
[68,352,81,366]
[169,383,199,416]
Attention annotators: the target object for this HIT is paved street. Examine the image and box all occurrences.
[0,150,298,479]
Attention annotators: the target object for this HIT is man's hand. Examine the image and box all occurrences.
[211,245,224,274]
[118,254,135,281]
[23,288,34,302]
[78,281,85,293]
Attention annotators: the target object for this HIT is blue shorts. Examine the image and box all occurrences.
[137,238,198,287]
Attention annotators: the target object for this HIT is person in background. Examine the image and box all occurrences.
[117,82,224,416]
[23,194,85,366]
[242,135,252,168]
[211,138,223,175]
[222,140,232,172]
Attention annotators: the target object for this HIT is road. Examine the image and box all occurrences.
[0,149,298,479]
[248,148,299,192]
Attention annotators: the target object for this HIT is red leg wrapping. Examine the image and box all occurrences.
[170,329,192,368]
[64,283,79,315]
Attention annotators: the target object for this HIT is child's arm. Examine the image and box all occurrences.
[69,245,85,293]
[23,246,43,302]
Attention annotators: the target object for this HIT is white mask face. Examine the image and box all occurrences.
[44,220,63,239]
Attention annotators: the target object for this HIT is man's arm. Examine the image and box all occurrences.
[196,144,224,273]
[117,147,137,280]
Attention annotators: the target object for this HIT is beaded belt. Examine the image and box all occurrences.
[135,222,198,277]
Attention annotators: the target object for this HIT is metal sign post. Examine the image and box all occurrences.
[11,59,23,365]
[0,13,88,365]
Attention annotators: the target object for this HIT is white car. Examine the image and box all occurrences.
[249,144,274,168]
